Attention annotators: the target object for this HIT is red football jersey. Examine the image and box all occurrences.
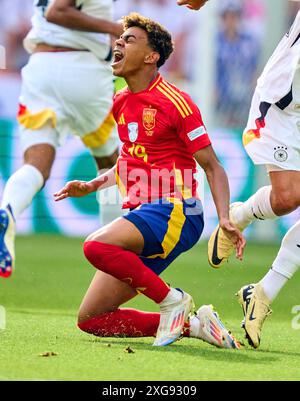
[113,74,211,209]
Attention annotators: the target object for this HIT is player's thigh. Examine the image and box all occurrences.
[269,169,300,214]
[86,217,145,255]
[78,270,137,322]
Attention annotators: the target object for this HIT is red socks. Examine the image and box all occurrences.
[78,309,160,337]
[83,241,170,304]
[78,309,190,338]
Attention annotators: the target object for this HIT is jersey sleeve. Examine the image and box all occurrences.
[112,91,123,122]
[172,93,211,155]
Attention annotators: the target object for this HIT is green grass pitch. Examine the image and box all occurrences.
[0,235,300,381]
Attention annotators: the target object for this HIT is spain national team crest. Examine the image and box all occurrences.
[128,122,139,142]
[143,108,157,131]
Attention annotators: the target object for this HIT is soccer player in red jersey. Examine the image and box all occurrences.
[54,14,245,347]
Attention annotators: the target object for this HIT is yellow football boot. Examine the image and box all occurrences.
[237,283,272,349]
[208,202,244,268]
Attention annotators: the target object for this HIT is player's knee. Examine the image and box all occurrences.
[271,189,300,216]
[83,240,114,272]
[77,312,112,337]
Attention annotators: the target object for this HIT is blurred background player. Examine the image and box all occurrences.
[0,0,123,278]
[215,2,260,128]
[54,13,244,347]
[208,7,300,348]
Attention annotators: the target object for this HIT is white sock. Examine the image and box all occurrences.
[98,185,123,226]
[260,269,288,303]
[1,164,44,218]
[231,186,277,230]
[272,219,300,280]
[189,315,200,337]
[159,288,183,306]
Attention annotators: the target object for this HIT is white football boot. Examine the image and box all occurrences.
[153,289,194,346]
[191,305,241,349]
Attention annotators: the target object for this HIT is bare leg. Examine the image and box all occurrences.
[78,270,137,323]
[269,170,300,216]
[1,143,55,217]
[24,143,56,182]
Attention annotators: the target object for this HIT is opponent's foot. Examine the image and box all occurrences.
[153,289,194,346]
[208,202,244,268]
[191,305,241,349]
[237,283,272,348]
[0,205,16,278]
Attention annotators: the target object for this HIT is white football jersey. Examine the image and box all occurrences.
[24,0,114,60]
[256,11,300,111]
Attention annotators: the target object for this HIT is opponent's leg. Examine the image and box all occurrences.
[237,170,300,348]
[208,170,300,268]
[1,143,55,217]
[0,143,55,277]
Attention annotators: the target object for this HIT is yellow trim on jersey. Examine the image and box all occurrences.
[18,108,57,130]
[118,113,126,125]
[162,81,193,115]
[82,112,115,149]
[160,82,193,117]
[148,198,186,260]
[148,75,162,91]
[157,85,187,119]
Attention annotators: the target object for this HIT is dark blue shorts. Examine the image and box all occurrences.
[123,198,204,275]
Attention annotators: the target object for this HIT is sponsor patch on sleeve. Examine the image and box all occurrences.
[187,126,207,141]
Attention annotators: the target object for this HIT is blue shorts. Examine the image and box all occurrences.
[123,198,204,275]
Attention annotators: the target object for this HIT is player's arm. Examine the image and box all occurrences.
[45,0,123,37]
[177,0,209,10]
[194,146,246,260]
[54,165,117,201]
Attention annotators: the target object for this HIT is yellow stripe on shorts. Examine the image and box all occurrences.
[82,112,115,149]
[18,108,57,130]
[148,198,186,260]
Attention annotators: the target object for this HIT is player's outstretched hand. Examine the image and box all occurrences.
[54,180,96,201]
[219,219,246,261]
[177,0,209,10]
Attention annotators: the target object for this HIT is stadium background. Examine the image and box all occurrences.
[0,0,299,241]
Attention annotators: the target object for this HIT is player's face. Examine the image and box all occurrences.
[112,27,156,78]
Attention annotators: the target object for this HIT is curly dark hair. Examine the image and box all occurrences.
[122,13,174,68]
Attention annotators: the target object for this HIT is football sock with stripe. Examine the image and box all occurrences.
[83,241,170,303]
[231,186,277,230]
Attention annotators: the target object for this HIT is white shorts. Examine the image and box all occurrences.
[243,91,300,171]
[18,51,119,157]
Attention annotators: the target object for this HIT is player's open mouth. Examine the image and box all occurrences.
[112,50,124,67]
